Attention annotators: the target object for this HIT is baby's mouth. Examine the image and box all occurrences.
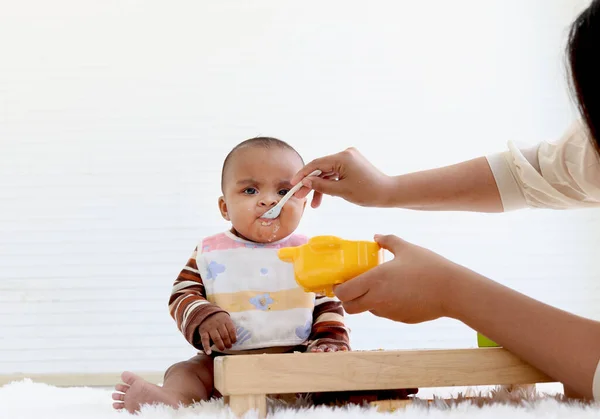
[259,218,274,227]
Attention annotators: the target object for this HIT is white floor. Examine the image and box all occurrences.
[2,379,597,419]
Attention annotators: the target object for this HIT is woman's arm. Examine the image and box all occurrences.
[448,265,600,399]
[385,157,504,212]
[333,234,600,400]
[293,121,600,212]
[292,149,506,212]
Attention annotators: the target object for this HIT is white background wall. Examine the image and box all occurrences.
[1,0,599,376]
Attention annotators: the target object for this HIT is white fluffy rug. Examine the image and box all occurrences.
[1,380,599,418]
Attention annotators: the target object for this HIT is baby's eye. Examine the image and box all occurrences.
[243,187,258,195]
[278,189,290,196]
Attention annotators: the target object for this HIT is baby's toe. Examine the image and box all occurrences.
[114,384,129,393]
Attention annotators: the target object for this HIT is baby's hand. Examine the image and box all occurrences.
[309,342,349,353]
[198,312,237,355]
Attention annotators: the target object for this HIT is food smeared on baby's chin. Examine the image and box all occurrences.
[251,219,281,243]
[266,222,281,242]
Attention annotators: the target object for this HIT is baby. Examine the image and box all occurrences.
[112,137,350,413]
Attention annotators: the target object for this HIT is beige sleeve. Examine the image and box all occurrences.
[486,120,600,211]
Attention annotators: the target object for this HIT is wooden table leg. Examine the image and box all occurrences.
[225,394,267,418]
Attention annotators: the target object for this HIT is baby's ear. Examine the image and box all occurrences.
[218,196,230,221]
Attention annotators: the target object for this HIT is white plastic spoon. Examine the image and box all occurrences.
[261,170,322,219]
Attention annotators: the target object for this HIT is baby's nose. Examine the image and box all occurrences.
[259,196,279,207]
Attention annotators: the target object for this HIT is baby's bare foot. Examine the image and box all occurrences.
[112,371,182,413]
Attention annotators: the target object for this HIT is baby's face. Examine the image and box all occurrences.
[219,146,306,243]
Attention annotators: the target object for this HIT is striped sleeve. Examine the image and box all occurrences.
[307,295,350,350]
[168,246,227,350]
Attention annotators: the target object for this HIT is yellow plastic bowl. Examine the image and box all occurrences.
[278,235,383,297]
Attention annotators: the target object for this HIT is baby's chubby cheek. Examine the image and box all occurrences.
[282,201,305,222]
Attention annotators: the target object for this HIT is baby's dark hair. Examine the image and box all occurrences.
[567,0,600,151]
[221,137,304,192]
